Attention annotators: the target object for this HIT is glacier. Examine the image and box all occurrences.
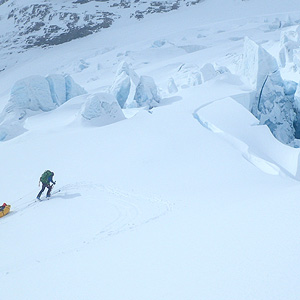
[134,76,161,108]
[10,76,56,112]
[11,74,86,112]
[240,37,297,144]
[2,1,300,299]
[279,25,300,68]
[110,61,139,108]
[200,63,217,82]
[0,74,86,141]
[81,93,125,126]
[173,63,202,89]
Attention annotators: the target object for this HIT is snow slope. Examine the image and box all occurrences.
[1,1,300,299]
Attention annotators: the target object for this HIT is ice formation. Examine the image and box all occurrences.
[65,75,86,100]
[11,74,86,111]
[293,82,300,138]
[10,76,56,112]
[173,63,202,89]
[172,62,221,90]
[46,74,67,106]
[240,37,279,92]
[168,77,178,94]
[81,93,125,126]
[279,25,300,68]
[134,76,161,108]
[240,37,296,144]
[0,74,86,141]
[110,61,139,108]
[200,63,217,82]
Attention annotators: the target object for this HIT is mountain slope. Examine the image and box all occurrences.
[1,1,300,299]
[0,0,203,72]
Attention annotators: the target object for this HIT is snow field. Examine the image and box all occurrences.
[2,77,299,299]
[1,0,300,299]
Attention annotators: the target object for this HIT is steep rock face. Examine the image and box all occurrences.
[129,0,204,20]
[3,3,117,48]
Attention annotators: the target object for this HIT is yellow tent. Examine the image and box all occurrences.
[0,205,11,218]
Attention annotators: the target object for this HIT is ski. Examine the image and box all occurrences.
[37,189,61,201]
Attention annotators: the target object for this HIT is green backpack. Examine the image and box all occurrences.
[40,170,52,184]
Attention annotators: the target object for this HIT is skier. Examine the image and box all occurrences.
[37,170,56,200]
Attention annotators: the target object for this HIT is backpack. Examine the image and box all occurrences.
[40,170,52,184]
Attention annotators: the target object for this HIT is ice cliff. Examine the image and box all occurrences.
[0,74,86,141]
[10,74,86,112]
[240,37,297,144]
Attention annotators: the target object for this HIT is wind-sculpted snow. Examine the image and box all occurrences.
[81,93,125,126]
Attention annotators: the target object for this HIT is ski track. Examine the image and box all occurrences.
[0,182,173,274]
[93,185,173,241]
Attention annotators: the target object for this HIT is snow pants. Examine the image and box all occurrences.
[37,183,52,198]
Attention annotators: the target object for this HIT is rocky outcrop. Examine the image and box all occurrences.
[6,3,117,48]
[0,0,206,67]
[130,0,204,20]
